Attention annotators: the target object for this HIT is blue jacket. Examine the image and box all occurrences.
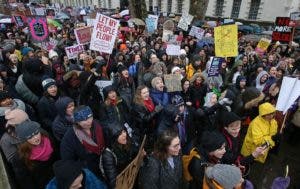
[46,169,107,189]
[150,88,169,107]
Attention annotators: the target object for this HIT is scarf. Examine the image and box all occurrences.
[110,99,117,106]
[29,136,53,161]
[143,98,155,112]
[73,124,105,155]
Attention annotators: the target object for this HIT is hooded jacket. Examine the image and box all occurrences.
[52,97,74,141]
[241,103,278,163]
[150,88,169,107]
[255,71,269,92]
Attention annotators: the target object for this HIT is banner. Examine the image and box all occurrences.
[90,13,119,54]
[28,17,49,42]
[116,136,146,189]
[65,44,85,60]
[166,44,180,56]
[276,77,300,114]
[208,57,224,77]
[255,38,271,55]
[177,13,193,31]
[75,26,93,44]
[164,74,183,92]
[214,24,238,57]
[272,17,292,43]
[189,26,205,40]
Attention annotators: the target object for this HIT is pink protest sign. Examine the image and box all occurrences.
[27,17,49,42]
[74,26,93,44]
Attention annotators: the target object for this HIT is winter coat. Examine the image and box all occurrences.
[190,82,207,109]
[37,95,58,132]
[112,75,135,109]
[52,97,74,142]
[46,169,107,189]
[241,103,278,163]
[15,75,39,105]
[60,120,105,177]
[255,71,269,92]
[139,155,183,189]
[0,152,10,189]
[150,88,169,107]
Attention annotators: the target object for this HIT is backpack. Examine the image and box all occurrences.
[182,147,201,182]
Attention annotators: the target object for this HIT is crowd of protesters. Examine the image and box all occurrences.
[0,9,299,189]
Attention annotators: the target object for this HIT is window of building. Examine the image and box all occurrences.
[248,0,261,20]
[149,0,153,12]
[177,0,183,13]
[108,0,112,9]
[231,0,242,18]
[215,0,224,17]
[167,0,172,13]
[158,0,162,12]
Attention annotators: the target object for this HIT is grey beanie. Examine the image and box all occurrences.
[15,120,40,142]
[205,164,242,189]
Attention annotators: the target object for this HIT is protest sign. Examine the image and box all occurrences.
[164,74,183,92]
[75,26,93,44]
[13,15,25,27]
[177,13,193,31]
[146,15,158,33]
[255,38,271,55]
[34,8,45,16]
[276,77,300,114]
[272,17,293,43]
[86,18,95,26]
[90,13,119,54]
[189,26,205,40]
[65,44,85,60]
[290,12,300,26]
[208,57,224,77]
[148,15,158,30]
[116,136,146,189]
[40,38,58,51]
[27,17,49,42]
[214,24,238,57]
[166,44,180,56]
[162,29,174,42]
[95,80,113,99]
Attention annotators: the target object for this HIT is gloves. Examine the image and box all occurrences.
[154,105,163,113]
[271,133,281,142]
[219,98,233,106]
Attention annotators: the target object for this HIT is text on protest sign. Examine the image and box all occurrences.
[166,44,181,56]
[189,26,205,40]
[255,38,271,55]
[164,74,183,92]
[115,136,146,189]
[90,13,119,54]
[75,26,93,44]
[214,24,238,57]
[208,57,224,77]
[28,16,49,42]
[272,17,293,43]
[65,44,85,60]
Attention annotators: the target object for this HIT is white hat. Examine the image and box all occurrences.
[49,50,58,59]
[171,66,181,74]
[180,49,186,55]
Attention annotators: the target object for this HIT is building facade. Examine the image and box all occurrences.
[51,0,300,22]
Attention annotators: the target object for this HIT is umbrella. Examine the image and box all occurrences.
[243,34,271,42]
[235,22,243,25]
[47,18,62,28]
[128,18,145,26]
[55,12,70,20]
[197,36,214,48]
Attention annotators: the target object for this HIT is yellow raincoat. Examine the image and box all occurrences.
[241,103,278,163]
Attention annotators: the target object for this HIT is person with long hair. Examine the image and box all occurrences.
[14,120,56,189]
[139,129,183,189]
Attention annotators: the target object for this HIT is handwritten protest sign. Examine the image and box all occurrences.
[13,15,25,27]
[208,57,224,77]
[40,38,58,51]
[166,44,180,56]
[272,17,293,43]
[95,80,113,99]
[28,17,49,42]
[276,77,300,114]
[116,136,146,189]
[86,18,95,26]
[75,26,93,44]
[34,8,45,16]
[162,30,174,42]
[65,44,85,60]
[255,38,271,55]
[146,15,158,34]
[90,13,119,54]
[164,74,182,92]
[189,26,205,40]
[148,15,158,30]
[214,24,238,57]
[178,13,193,31]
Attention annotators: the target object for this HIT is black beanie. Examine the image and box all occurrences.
[103,85,116,100]
[0,90,11,102]
[117,65,127,74]
[201,131,226,153]
[222,111,241,127]
[53,160,83,189]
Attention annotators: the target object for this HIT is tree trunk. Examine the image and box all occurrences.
[128,0,147,19]
[189,0,209,20]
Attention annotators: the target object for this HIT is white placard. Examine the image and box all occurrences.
[189,26,205,39]
[35,8,45,16]
[65,44,85,60]
[89,13,119,54]
[166,44,181,55]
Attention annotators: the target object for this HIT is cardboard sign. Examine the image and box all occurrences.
[75,26,93,44]
[164,74,183,92]
[255,38,271,55]
[65,44,85,60]
[189,26,205,40]
[115,136,146,189]
[28,17,49,42]
[90,13,119,54]
[208,57,224,77]
[276,77,300,114]
[177,13,193,31]
[214,24,238,57]
[166,44,180,55]
[272,17,292,43]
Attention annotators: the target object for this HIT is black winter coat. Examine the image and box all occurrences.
[36,95,58,132]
